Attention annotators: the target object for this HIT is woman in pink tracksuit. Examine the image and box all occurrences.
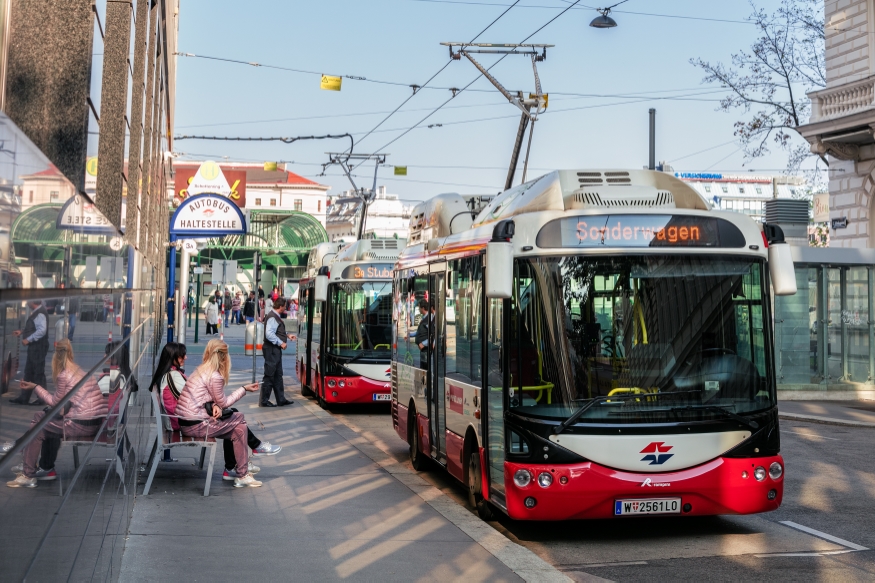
[8,339,108,488]
[175,339,262,487]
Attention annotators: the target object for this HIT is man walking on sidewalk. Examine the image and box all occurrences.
[260,297,292,407]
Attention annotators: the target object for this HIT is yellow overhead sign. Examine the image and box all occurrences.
[394,166,407,176]
[321,75,342,91]
[263,161,277,171]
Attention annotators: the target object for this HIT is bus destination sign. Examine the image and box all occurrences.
[340,263,394,280]
[536,215,746,249]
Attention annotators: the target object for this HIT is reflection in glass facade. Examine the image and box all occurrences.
[0,0,174,578]
[775,248,875,391]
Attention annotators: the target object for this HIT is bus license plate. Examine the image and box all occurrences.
[615,498,681,516]
[373,394,391,401]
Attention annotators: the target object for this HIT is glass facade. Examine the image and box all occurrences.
[775,253,875,389]
[0,0,172,576]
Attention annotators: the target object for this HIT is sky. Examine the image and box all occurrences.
[173,0,816,202]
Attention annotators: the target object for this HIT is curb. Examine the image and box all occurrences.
[779,412,875,429]
[293,395,574,583]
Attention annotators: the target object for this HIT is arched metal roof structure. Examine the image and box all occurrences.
[197,211,328,268]
[11,204,65,243]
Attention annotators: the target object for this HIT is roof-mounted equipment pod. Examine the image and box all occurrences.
[763,224,797,296]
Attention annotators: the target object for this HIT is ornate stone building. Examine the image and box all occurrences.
[798,0,875,248]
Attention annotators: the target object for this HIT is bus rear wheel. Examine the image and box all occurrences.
[467,448,494,521]
[408,408,427,471]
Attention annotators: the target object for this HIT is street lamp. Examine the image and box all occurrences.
[590,8,618,28]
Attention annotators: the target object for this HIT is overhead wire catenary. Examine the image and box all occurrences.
[353,0,587,171]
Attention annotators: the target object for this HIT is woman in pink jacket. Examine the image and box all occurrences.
[175,339,262,487]
[149,342,280,474]
[8,339,108,488]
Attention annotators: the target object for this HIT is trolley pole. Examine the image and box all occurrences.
[252,251,261,384]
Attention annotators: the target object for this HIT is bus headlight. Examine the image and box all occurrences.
[338,380,345,388]
[327,380,336,388]
[769,462,783,480]
[537,472,553,488]
[754,466,766,481]
[513,469,532,488]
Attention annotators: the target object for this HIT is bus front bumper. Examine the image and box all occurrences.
[502,456,783,520]
[323,375,392,404]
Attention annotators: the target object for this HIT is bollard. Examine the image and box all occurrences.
[245,321,264,355]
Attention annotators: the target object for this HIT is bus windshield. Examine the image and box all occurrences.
[508,255,773,424]
[327,281,393,359]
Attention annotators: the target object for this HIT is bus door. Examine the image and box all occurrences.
[428,263,447,465]
[484,294,507,504]
[304,286,314,389]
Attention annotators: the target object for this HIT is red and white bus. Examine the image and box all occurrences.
[298,238,404,407]
[391,169,796,520]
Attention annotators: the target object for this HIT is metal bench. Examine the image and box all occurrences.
[143,389,218,496]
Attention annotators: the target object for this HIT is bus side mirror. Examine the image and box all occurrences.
[769,243,797,296]
[485,241,514,299]
[763,224,796,296]
[314,275,328,302]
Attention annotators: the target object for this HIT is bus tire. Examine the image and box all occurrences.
[466,436,494,521]
[317,373,330,410]
[408,406,427,471]
[300,366,314,398]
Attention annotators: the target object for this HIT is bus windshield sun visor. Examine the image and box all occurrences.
[536,215,746,249]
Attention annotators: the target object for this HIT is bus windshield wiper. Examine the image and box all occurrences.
[552,390,706,435]
[669,405,759,430]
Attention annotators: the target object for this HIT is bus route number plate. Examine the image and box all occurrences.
[373,394,391,401]
[614,498,681,516]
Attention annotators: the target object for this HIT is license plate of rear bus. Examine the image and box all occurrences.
[615,498,681,516]
[372,394,391,401]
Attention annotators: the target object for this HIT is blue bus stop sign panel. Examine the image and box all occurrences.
[170,193,246,237]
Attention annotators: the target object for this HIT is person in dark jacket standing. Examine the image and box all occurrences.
[67,294,80,340]
[260,297,292,407]
[414,299,434,370]
[243,291,257,323]
[9,301,49,405]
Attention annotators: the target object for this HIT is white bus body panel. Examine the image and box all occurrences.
[549,431,752,473]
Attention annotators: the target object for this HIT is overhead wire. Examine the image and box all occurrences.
[350,0,522,152]
[355,0,586,170]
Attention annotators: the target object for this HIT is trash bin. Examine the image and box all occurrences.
[245,321,264,355]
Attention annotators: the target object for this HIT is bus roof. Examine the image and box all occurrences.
[397,169,767,266]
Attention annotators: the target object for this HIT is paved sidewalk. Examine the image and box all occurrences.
[120,374,525,582]
[779,400,875,428]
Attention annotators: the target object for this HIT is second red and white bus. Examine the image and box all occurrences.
[297,238,404,407]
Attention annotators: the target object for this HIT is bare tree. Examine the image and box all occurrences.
[691,0,825,175]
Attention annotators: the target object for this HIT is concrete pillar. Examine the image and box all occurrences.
[95,0,133,228]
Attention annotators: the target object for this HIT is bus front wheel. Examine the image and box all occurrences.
[467,444,494,521]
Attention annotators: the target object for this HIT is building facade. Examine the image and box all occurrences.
[326,187,413,242]
[676,172,808,223]
[798,0,875,248]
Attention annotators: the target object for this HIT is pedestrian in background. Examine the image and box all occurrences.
[9,300,49,405]
[67,288,80,341]
[205,296,219,335]
[260,297,292,407]
[231,292,242,325]
[243,291,256,323]
[102,294,112,322]
[223,289,232,328]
